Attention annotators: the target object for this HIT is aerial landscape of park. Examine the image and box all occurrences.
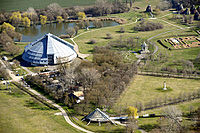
[0,0,200,133]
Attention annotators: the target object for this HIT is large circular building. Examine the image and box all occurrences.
[22,33,77,65]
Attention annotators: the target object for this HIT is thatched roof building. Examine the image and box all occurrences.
[82,108,116,126]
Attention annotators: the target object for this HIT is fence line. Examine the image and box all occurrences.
[137,71,200,80]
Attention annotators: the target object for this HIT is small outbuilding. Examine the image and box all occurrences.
[22,33,77,66]
[82,108,116,126]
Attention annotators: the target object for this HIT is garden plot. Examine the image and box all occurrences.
[165,36,200,49]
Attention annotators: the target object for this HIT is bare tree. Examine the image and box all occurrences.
[160,106,183,133]
[78,67,101,90]
[66,27,75,38]
[126,118,138,133]
[47,3,65,17]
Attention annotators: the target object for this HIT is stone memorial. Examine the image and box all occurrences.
[163,81,167,90]
[140,42,150,54]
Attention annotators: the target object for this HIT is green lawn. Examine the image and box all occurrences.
[0,0,101,11]
[74,18,179,54]
[0,85,79,133]
[0,0,161,11]
[115,75,200,110]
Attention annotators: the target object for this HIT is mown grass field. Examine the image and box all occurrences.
[115,75,200,109]
[0,84,79,133]
[0,0,98,11]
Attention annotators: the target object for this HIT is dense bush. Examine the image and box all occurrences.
[93,20,103,28]
[134,21,164,31]
[84,0,129,17]
[119,27,125,33]
[0,65,9,79]
[105,33,112,39]
[88,39,96,44]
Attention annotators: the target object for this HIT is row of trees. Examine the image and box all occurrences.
[134,20,164,31]
[0,22,22,55]
[84,0,130,17]
[0,0,131,26]
[9,11,31,27]
[126,89,200,113]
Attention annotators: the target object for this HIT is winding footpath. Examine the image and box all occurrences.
[0,12,193,133]
[70,18,139,59]
[0,59,94,133]
[70,12,186,62]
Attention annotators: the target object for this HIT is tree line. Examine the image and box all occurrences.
[0,0,131,26]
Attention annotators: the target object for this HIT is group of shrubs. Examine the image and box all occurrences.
[134,21,164,31]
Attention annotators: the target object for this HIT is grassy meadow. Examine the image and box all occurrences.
[115,75,200,109]
[0,0,97,11]
[0,84,79,133]
[0,0,161,11]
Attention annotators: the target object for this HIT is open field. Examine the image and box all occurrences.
[115,75,200,109]
[0,84,79,133]
[74,18,178,54]
[0,0,161,11]
[0,0,103,11]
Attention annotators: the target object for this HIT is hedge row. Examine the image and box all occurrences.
[157,40,171,50]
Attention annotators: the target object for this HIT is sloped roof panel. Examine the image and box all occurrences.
[22,33,77,65]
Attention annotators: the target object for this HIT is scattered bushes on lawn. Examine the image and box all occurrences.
[93,20,103,28]
[134,21,164,31]
[0,67,9,80]
[105,33,112,39]
[88,39,96,44]
[119,27,125,33]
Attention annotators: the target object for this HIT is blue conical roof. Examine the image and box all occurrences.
[22,33,77,65]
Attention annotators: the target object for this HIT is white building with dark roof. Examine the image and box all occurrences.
[22,33,77,65]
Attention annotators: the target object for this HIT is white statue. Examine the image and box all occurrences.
[140,42,150,54]
[163,81,167,90]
